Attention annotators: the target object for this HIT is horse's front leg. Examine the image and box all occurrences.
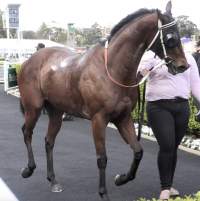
[113,115,143,186]
[92,114,110,201]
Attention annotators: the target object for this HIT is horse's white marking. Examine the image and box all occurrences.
[115,174,120,181]
[60,60,67,68]
[60,56,78,68]
[0,178,19,201]
[51,55,79,71]
[51,65,58,71]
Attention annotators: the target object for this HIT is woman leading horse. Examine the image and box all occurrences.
[18,2,188,200]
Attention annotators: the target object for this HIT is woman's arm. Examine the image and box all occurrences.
[137,51,157,76]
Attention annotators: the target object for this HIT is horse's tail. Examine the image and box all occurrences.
[19,99,25,115]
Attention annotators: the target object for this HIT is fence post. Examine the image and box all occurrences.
[3,61,8,92]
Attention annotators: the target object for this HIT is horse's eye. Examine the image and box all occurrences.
[164,33,179,48]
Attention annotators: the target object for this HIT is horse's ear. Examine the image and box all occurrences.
[165,1,172,16]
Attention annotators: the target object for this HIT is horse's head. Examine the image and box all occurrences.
[148,1,188,75]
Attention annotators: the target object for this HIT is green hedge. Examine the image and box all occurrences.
[137,191,200,201]
[9,63,22,75]
[188,98,200,135]
[132,84,200,136]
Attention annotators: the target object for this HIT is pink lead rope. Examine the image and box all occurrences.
[104,40,165,88]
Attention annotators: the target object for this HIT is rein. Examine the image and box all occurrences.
[104,19,176,88]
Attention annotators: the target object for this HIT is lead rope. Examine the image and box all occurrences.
[104,41,142,88]
[137,81,146,141]
[104,41,165,88]
[104,19,176,88]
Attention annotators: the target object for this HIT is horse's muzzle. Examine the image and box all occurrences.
[165,57,188,75]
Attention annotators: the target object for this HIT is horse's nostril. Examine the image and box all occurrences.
[178,65,187,72]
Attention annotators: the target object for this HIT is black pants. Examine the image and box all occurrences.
[146,99,190,190]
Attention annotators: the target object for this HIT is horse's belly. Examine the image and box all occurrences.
[42,81,90,119]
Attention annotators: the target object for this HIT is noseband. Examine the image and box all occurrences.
[104,18,177,88]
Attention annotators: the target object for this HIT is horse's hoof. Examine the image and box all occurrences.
[21,167,34,178]
[100,194,110,201]
[51,183,63,193]
[114,174,129,186]
[99,188,110,201]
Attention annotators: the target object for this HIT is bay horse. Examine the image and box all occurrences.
[18,2,188,200]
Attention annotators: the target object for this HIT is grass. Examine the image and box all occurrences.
[137,191,200,201]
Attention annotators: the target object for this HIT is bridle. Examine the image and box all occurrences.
[146,19,177,57]
[104,18,177,88]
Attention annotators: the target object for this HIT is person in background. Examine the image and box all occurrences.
[192,40,200,122]
[192,40,200,69]
[138,51,200,200]
[36,43,45,51]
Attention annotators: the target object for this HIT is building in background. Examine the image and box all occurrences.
[3,4,21,39]
[0,39,65,62]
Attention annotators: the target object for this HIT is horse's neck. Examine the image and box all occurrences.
[108,43,145,83]
[108,14,157,84]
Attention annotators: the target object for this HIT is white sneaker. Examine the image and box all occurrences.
[170,187,180,196]
[159,189,170,200]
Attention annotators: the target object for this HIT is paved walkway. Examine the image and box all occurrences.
[0,84,199,201]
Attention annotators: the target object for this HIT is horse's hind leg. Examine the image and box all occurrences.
[45,106,63,192]
[91,114,110,201]
[113,115,143,186]
[21,108,41,178]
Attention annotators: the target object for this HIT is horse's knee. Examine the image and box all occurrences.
[45,137,54,149]
[134,149,143,160]
[22,128,33,142]
[97,155,107,169]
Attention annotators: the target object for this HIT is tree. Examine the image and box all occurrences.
[176,15,198,38]
[36,23,67,44]
[22,30,37,39]
[36,23,51,39]
[74,23,103,47]
[48,27,67,44]
[74,28,85,46]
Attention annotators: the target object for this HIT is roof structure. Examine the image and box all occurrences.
[0,39,65,56]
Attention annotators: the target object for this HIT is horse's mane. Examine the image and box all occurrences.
[108,8,158,42]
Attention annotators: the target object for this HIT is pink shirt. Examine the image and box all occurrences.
[138,51,200,102]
